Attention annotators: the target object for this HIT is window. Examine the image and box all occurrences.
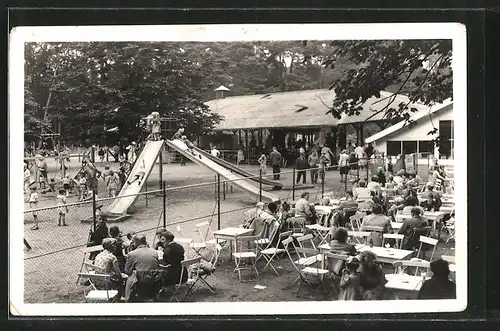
[439,120,454,159]
[418,141,434,155]
[402,141,417,155]
[386,141,401,156]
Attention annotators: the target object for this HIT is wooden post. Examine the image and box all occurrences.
[92,190,97,232]
[259,168,263,202]
[163,181,167,228]
[217,174,221,230]
[159,145,163,190]
[292,164,296,201]
[145,182,148,207]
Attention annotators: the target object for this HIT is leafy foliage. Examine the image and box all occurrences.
[320,40,453,120]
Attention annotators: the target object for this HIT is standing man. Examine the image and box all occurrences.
[308,150,319,184]
[295,153,309,184]
[269,147,282,180]
[355,144,367,170]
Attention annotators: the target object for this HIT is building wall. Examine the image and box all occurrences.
[373,105,454,164]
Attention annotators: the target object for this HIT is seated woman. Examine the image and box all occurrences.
[361,204,393,246]
[358,251,387,300]
[242,202,265,231]
[332,190,358,228]
[93,238,126,302]
[367,176,382,196]
[328,227,357,276]
[420,183,443,211]
[159,231,188,287]
[294,192,317,225]
[398,207,429,251]
[388,196,406,221]
[109,225,126,273]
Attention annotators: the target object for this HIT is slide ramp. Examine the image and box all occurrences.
[166,139,279,203]
[106,140,164,215]
[193,146,283,189]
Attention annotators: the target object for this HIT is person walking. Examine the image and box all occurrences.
[269,147,282,180]
[338,149,350,183]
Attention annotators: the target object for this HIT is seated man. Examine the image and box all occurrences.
[124,235,162,302]
[361,204,393,246]
[418,259,456,300]
[398,207,429,250]
[294,192,317,225]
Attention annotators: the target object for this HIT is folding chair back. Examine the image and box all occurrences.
[175,238,194,258]
[288,216,306,234]
[324,252,349,276]
[195,221,213,243]
[78,272,117,302]
[233,235,260,282]
[294,247,321,269]
[296,233,316,250]
[382,233,404,249]
[347,231,370,244]
[349,212,366,231]
[417,236,439,261]
[168,256,203,302]
[393,259,430,276]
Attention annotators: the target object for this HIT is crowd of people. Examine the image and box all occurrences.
[85,216,214,302]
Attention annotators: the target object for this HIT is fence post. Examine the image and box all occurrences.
[92,190,97,232]
[159,146,163,190]
[217,174,221,230]
[259,168,263,202]
[91,145,95,163]
[292,164,296,201]
[321,172,325,198]
[145,182,148,207]
[106,146,109,162]
[163,181,167,228]
[61,157,66,179]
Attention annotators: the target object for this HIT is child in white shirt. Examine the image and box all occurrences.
[28,187,39,230]
[257,153,267,175]
[56,189,69,226]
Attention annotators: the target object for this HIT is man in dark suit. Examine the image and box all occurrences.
[160,231,188,286]
[124,235,162,302]
[125,235,160,275]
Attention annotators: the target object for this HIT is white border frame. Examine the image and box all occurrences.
[9,23,467,316]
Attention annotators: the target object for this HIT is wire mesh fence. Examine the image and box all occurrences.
[22,153,439,303]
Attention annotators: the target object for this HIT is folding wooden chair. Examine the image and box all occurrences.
[169,256,205,302]
[347,231,370,245]
[196,221,227,247]
[363,225,385,246]
[232,234,260,282]
[382,233,404,249]
[392,259,430,277]
[77,245,103,284]
[78,272,119,303]
[349,212,366,231]
[417,236,439,261]
[324,252,349,295]
[442,218,455,244]
[285,247,329,297]
[257,230,289,275]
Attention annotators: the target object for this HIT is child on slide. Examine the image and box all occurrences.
[182,135,202,160]
[171,127,185,140]
[127,159,147,186]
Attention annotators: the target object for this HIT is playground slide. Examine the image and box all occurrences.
[106,140,164,215]
[166,139,280,203]
[192,146,284,189]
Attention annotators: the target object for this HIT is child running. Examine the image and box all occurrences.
[56,189,69,226]
[257,153,267,175]
[28,187,39,230]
